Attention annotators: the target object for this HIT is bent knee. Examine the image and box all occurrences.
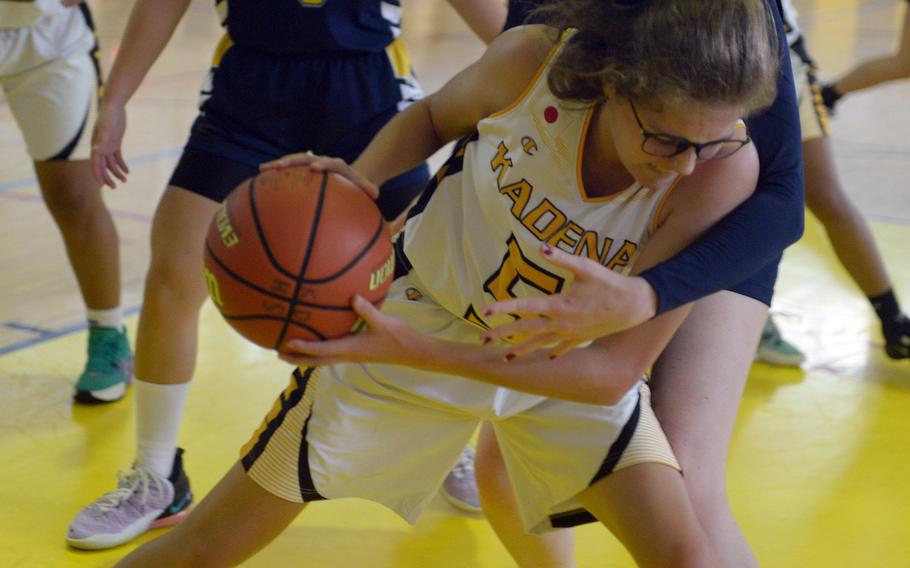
[143,259,208,307]
[42,184,106,221]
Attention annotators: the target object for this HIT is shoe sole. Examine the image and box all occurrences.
[150,506,192,529]
[885,347,910,360]
[73,374,133,404]
[66,506,192,550]
[66,507,165,550]
[755,349,805,368]
[439,490,482,514]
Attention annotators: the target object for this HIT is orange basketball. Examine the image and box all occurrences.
[202,167,395,350]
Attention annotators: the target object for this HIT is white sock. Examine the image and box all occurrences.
[134,379,192,478]
[87,306,123,330]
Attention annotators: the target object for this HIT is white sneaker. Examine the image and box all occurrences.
[440,447,481,513]
[66,449,193,550]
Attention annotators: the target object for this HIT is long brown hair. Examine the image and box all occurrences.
[538,0,779,114]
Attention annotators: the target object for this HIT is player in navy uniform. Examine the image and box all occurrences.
[112,0,780,565]
[1,0,133,403]
[66,0,505,550]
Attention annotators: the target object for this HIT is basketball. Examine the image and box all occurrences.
[202,166,395,350]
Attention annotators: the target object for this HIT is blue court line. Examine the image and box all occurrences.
[869,213,910,228]
[3,322,55,335]
[0,305,141,357]
[0,147,183,193]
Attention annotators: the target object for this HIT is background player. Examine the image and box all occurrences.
[821,0,910,112]
[65,0,504,550]
[0,0,132,403]
[111,0,780,565]
[757,0,910,365]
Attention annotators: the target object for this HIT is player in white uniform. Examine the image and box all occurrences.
[0,0,132,401]
[113,0,778,566]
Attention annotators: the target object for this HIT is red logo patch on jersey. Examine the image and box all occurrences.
[544,106,558,123]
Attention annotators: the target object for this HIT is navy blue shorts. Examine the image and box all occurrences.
[169,41,428,220]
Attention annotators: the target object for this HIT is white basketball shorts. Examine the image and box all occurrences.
[240,274,680,534]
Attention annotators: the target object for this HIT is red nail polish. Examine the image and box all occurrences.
[542,244,553,256]
[505,353,515,362]
[548,354,557,360]
[483,308,492,316]
[482,337,490,345]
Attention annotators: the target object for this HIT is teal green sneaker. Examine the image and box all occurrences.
[74,326,134,404]
[756,317,805,367]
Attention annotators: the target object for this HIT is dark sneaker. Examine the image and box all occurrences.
[74,326,133,403]
[440,446,481,513]
[66,448,193,550]
[820,84,842,115]
[883,313,910,360]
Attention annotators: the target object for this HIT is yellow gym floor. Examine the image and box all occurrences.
[1,1,909,566]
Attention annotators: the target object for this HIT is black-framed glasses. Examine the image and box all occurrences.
[629,100,751,161]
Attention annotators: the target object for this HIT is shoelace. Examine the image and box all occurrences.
[450,450,475,480]
[95,468,162,512]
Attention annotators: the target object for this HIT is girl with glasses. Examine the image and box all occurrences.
[115,1,778,566]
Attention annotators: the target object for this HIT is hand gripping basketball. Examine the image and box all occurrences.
[202,166,395,350]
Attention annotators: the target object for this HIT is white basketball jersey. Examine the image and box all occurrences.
[401,34,678,332]
[0,0,68,29]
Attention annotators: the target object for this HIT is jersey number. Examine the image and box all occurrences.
[465,235,565,328]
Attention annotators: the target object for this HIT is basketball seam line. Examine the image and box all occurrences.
[205,241,360,311]
[249,176,299,281]
[275,172,329,349]
[298,214,385,284]
[223,314,326,338]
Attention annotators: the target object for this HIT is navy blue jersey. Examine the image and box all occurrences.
[504,0,804,311]
[218,0,401,54]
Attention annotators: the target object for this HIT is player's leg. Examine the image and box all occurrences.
[803,138,890,296]
[575,463,718,568]
[35,160,120,316]
[67,184,226,549]
[485,378,693,566]
[3,7,132,402]
[824,2,910,108]
[134,184,220,387]
[64,190,210,547]
[35,158,132,401]
[802,136,910,358]
[65,189,246,548]
[116,368,321,564]
[795,37,910,359]
[802,134,907,328]
[115,462,306,568]
[475,422,575,568]
[67,152,256,549]
[649,290,767,568]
